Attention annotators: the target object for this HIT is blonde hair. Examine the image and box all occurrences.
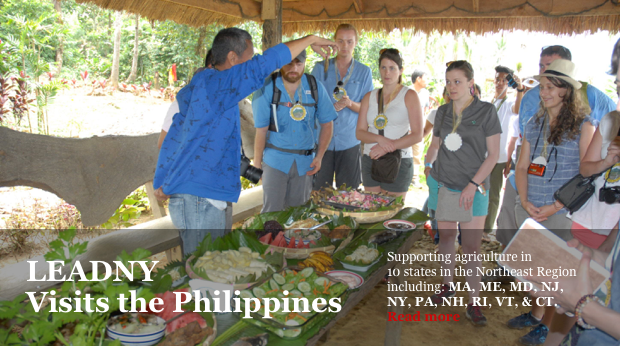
[334,24,359,42]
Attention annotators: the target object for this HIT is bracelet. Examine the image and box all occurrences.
[517,87,525,92]
[424,163,433,168]
[469,179,480,187]
[575,294,604,329]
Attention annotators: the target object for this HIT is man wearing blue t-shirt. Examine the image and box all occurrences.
[153,28,336,255]
[253,50,337,212]
[311,23,374,190]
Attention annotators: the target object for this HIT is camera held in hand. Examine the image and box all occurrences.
[599,186,620,204]
[505,73,519,89]
[240,154,263,184]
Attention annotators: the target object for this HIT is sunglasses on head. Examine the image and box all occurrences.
[380,48,400,55]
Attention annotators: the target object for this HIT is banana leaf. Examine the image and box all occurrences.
[333,239,384,267]
[242,204,319,230]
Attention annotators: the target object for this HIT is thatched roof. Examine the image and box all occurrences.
[75,0,620,35]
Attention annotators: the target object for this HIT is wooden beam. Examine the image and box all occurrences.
[262,0,277,20]
[352,0,364,14]
[262,0,283,50]
[472,0,479,13]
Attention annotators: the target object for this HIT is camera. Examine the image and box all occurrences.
[240,154,263,184]
[505,74,519,89]
[599,186,620,204]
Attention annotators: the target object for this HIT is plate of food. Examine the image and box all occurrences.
[334,241,383,272]
[383,219,416,231]
[284,228,322,245]
[325,270,364,289]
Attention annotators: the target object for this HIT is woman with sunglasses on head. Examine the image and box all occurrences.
[356,49,424,198]
[508,59,596,346]
[424,60,502,326]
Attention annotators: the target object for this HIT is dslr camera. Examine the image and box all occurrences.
[240,153,263,184]
[506,74,519,89]
[599,186,620,204]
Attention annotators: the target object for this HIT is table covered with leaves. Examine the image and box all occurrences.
[209,206,429,346]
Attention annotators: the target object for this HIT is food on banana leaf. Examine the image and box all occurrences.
[328,225,351,239]
[193,247,274,284]
[344,245,380,264]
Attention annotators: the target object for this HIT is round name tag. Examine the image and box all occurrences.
[444,133,463,152]
[374,114,388,130]
[532,156,547,166]
[333,87,347,101]
[290,103,306,121]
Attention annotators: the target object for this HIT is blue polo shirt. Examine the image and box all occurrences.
[311,58,374,151]
[519,83,615,135]
[153,43,291,203]
[253,74,337,176]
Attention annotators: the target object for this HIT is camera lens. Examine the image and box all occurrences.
[243,166,263,184]
[603,190,620,205]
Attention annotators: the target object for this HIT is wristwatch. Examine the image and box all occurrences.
[469,179,487,196]
[517,87,525,93]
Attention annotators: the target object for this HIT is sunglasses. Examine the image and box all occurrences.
[380,48,400,55]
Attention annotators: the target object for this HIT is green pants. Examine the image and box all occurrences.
[484,163,505,232]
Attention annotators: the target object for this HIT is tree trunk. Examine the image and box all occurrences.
[126,14,140,83]
[196,26,207,62]
[54,0,63,75]
[110,11,123,89]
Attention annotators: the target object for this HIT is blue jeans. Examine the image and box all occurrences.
[168,193,228,256]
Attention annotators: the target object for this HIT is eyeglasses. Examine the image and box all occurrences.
[380,48,400,55]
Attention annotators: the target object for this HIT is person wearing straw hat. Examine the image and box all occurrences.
[507,59,597,346]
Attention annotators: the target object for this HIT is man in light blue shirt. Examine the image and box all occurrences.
[519,45,616,135]
[253,50,337,212]
[311,23,374,190]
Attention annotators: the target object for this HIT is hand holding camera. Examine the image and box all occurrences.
[505,73,523,90]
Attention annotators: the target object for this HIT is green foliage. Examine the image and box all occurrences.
[100,186,150,229]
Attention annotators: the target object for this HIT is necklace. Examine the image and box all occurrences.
[383,84,402,110]
[333,59,355,101]
[444,96,474,152]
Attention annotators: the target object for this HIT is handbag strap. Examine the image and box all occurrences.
[378,88,385,137]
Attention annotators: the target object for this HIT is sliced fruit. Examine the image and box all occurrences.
[298,281,311,293]
[273,231,285,246]
[299,267,314,278]
[259,233,272,244]
[239,290,254,299]
[273,273,286,285]
[287,237,297,249]
[270,279,280,291]
[282,283,294,291]
[252,287,266,299]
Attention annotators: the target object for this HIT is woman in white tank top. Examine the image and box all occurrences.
[355,49,424,197]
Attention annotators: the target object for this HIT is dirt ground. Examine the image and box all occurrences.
[1,89,529,345]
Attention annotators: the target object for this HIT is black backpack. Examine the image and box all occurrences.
[268,72,319,132]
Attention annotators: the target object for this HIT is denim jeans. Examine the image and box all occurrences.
[168,193,229,256]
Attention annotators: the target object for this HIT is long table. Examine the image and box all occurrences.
[212,207,428,346]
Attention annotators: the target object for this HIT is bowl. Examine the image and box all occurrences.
[106,314,166,346]
[284,228,322,245]
[383,219,416,231]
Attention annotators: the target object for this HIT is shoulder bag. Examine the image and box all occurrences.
[554,171,605,214]
[371,88,402,184]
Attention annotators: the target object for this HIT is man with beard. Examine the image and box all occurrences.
[253,50,337,212]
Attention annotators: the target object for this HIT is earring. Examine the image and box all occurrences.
[470,86,475,95]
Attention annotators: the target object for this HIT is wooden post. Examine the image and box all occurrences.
[145,181,167,218]
[261,0,282,51]
[385,267,403,346]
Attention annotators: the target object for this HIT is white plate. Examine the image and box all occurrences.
[338,253,382,272]
[325,270,364,289]
[383,219,416,231]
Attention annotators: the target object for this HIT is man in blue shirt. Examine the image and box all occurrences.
[311,23,374,190]
[519,45,616,134]
[153,28,336,255]
[253,50,337,212]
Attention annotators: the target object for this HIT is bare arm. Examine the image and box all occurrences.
[157,130,167,149]
[347,100,362,113]
[515,136,531,204]
[254,127,268,170]
[284,35,337,62]
[355,92,384,145]
[512,76,525,114]
[423,120,434,139]
[423,135,441,177]
[504,135,518,176]
[393,89,424,149]
[580,302,620,340]
[581,126,620,177]
[471,134,500,185]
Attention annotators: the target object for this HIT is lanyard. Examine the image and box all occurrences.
[335,60,355,88]
[451,97,474,133]
[493,97,507,112]
[530,114,558,181]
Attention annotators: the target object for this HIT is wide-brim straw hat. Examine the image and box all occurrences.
[534,59,582,90]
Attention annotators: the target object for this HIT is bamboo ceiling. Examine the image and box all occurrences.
[74,0,620,35]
